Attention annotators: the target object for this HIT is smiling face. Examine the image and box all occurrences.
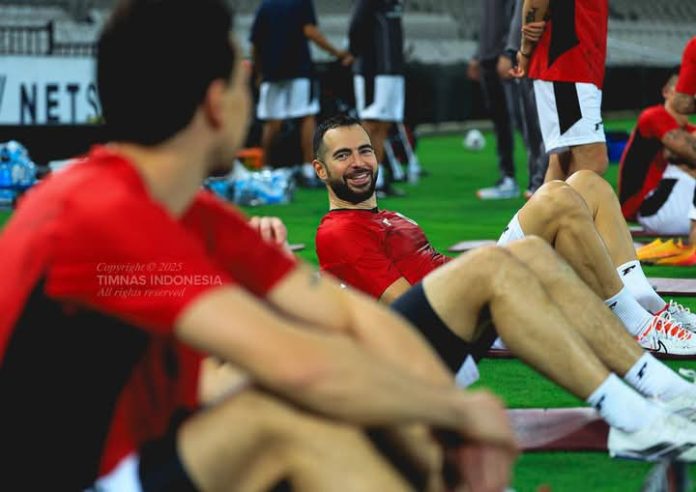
[314,124,379,204]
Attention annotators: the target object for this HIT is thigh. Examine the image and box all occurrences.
[419,247,509,344]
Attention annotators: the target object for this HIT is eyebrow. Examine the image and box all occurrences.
[331,144,374,159]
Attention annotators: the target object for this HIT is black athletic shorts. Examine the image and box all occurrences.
[391,282,498,372]
[138,410,198,492]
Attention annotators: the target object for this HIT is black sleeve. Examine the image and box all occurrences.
[348,0,374,56]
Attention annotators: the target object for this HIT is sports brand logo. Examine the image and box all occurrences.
[621,265,637,276]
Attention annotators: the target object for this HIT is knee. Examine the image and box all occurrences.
[529,180,587,223]
[460,245,526,292]
[504,235,556,262]
[567,169,615,199]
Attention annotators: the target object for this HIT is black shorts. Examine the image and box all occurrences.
[391,282,497,372]
[138,419,199,492]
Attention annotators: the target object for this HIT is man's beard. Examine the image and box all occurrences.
[327,168,378,204]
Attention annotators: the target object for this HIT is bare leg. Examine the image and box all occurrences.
[503,237,643,377]
[261,120,283,167]
[544,152,571,182]
[517,179,624,299]
[567,142,609,177]
[362,120,390,164]
[300,115,316,164]
[566,170,636,266]
[422,240,608,399]
[179,390,416,492]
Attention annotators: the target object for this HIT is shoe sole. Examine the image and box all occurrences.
[609,442,696,462]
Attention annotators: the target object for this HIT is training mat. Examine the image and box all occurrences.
[508,408,607,451]
[487,348,696,360]
[650,277,696,296]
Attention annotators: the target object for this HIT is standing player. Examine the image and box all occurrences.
[618,70,696,243]
[0,1,523,490]
[511,0,609,182]
[674,36,696,115]
[348,0,406,197]
[469,0,520,200]
[250,0,352,185]
[496,0,549,198]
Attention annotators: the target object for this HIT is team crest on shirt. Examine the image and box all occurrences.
[395,212,418,225]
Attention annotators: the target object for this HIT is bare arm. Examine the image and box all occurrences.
[510,0,549,78]
[268,264,454,386]
[304,24,353,65]
[520,0,550,54]
[176,281,517,451]
[673,92,696,115]
[661,128,696,167]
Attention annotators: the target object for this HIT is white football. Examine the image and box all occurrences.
[463,129,486,151]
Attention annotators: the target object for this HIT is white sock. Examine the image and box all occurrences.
[586,373,660,432]
[617,260,667,313]
[604,287,654,336]
[624,352,696,401]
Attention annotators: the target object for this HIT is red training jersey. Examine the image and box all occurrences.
[677,36,696,96]
[316,209,450,299]
[0,146,296,489]
[528,0,608,89]
[618,105,696,220]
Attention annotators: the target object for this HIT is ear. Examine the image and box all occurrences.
[313,159,327,181]
[202,79,227,129]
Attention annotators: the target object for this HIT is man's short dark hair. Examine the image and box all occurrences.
[98,0,236,145]
[313,113,364,160]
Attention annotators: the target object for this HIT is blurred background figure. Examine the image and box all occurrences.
[250,0,352,187]
[469,0,520,200]
[496,0,549,199]
[348,0,406,197]
[674,36,696,115]
[513,0,609,183]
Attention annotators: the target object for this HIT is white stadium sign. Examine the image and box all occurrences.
[0,56,101,125]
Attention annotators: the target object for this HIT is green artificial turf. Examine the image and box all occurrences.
[2,116,694,490]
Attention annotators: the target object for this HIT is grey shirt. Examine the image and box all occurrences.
[476,0,516,61]
[505,0,523,54]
